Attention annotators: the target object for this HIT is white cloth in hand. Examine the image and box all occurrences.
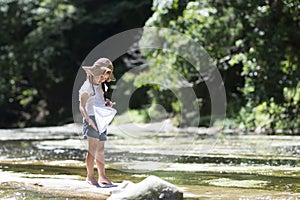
[94,105,117,134]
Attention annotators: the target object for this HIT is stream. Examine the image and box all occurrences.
[0,123,299,199]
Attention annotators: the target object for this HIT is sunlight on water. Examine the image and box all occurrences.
[0,130,300,199]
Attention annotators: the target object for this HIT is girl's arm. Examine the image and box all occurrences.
[79,93,98,131]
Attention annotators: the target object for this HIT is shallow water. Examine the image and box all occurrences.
[0,125,300,199]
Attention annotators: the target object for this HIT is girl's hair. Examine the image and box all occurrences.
[88,74,96,96]
[87,74,108,98]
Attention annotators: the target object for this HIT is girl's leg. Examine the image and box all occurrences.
[95,141,112,185]
[86,137,99,186]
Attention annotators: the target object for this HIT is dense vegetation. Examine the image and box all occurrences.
[133,0,300,134]
[0,0,152,127]
[1,0,299,134]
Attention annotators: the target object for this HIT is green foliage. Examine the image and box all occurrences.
[238,87,300,134]
[1,0,299,133]
[0,0,152,127]
[113,109,150,124]
[137,0,300,133]
[0,0,78,127]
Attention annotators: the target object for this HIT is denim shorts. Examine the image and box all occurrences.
[82,116,107,141]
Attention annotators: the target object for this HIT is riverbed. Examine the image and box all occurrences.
[0,122,299,199]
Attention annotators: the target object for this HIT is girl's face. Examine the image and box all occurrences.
[94,71,111,84]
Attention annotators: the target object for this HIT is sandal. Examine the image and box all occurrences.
[98,182,117,188]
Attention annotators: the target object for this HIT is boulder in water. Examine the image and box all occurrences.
[108,175,183,200]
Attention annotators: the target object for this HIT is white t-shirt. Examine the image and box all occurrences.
[79,80,106,116]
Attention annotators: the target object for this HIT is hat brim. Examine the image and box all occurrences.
[82,65,116,82]
[82,66,95,77]
[82,65,93,70]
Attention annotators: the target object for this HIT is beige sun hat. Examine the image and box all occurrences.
[82,58,116,82]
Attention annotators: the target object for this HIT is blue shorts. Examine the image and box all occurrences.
[82,116,107,141]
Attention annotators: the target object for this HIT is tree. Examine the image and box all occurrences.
[0,0,78,127]
[135,0,300,132]
[0,0,152,127]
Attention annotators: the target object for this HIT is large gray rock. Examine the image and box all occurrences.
[108,175,183,200]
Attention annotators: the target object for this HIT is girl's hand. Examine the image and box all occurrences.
[105,99,115,107]
[87,118,98,131]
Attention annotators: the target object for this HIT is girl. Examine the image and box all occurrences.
[79,58,116,187]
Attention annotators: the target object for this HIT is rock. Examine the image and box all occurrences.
[107,175,183,200]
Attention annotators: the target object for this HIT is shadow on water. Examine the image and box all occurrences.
[0,140,86,161]
[177,155,300,166]
[0,163,141,184]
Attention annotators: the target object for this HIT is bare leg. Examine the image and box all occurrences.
[95,141,112,185]
[86,138,99,186]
